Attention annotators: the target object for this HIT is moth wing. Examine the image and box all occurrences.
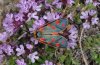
[38,34,68,48]
[38,19,68,34]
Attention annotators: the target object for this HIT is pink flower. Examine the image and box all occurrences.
[29,25,38,33]
[26,44,33,50]
[28,51,39,63]
[14,13,24,22]
[67,13,73,21]
[68,26,78,48]
[32,3,42,11]
[34,18,45,26]
[93,1,100,6]
[85,0,100,6]
[80,10,98,29]
[0,32,8,42]
[2,44,14,55]
[27,12,39,20]
[52,0,62,8]
[91,17,99,25]
[0,55,4,64]
[66,0,74,6]
[80,10,97,20]
[41,60,55,65]
[30,37,38,45]
[85,0,93,5]
[16,59,27,65]
[29,18,45,33]
[3,13,15,35]
[88,10,97,16]
[43,12,60,22]
[80,11,89,19]
[16,45,25,56]
[16,0,29,13]
[0,46,3,54]
[44,0,52,9]
[83,22,90,29]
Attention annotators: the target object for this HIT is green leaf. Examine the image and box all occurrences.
[59,55,66,63]
[85,3,95,10]
[47,0,53,3]
[7,56,16,65]
[45,45,55,53]
[27,19,34,27]
[74,14,82,24]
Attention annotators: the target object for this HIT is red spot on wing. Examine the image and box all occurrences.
[39,38,45,41]
[51,38,56,42]
[47,24,51,27]
[56,43,60,47]
[55,20,60,25]
[39,28,44,32]
[47,42,51,44]
[51,26,56,30]
[62,40,65,44]
[62,23,65,27]
[51,32,58,35]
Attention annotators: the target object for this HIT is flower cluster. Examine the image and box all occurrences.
[68,25,78,48]
[28,51,39,63]
[0,0,99,65]
[41,60,55,65]
[80,10,99,29]
[85,0,100,6]
[16,59,26,65]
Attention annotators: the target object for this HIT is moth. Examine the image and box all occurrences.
[34,19,70,48]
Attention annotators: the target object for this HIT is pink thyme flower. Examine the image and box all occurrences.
[43,12,60,22]
[83,22,90,29]
[66,0,74,6]
[27,0,35,8]
[3,13,15,35]
[16,59,27,65]
[85,0,100,6]
[88,10,97,16]
[0,46,3,54]
[29,25,38,33]
[2,44,14,55]
[52,0,62,8]
[16,0,29,13]
[93,1,100,6]
[80,10,99,29]
[91,17,99,25]
[34,18,45,26]
[29,18,45,32]
[17,0,42,13]
[16,45,25,56]
[68,26,78,48]
[0,55,4,64]
[85,0,93,5]
[44,0,52,9]
[26,44,33,50]
[67,13,73,21]
[0,32,8,42]
[41,60,55,65]
[27,12,39,20]
[14,13,24,22]
[80,10,97,19]
[30,37,38,45]
[28,51,39,63]
[32,3,42,11]
[80,11,89,19]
